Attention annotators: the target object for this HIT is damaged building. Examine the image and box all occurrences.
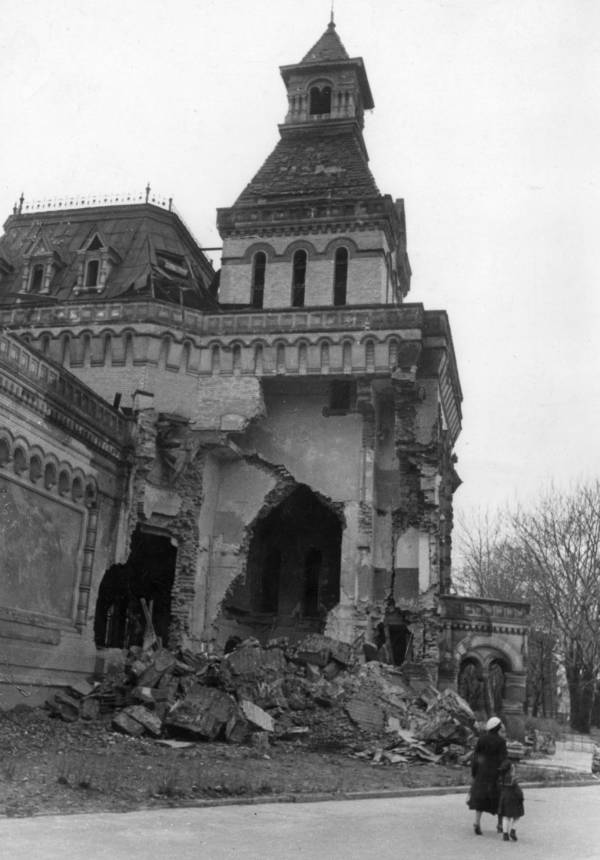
[0,20,529,732]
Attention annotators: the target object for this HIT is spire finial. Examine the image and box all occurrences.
[329,1,335,28]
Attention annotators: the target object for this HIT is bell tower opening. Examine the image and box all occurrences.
[309,85,332,115]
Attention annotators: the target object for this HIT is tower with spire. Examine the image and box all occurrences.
[217,18,411,308]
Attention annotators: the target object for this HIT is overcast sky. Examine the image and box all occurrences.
[1,0,599,523]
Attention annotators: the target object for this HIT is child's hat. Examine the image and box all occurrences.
[486,716,501,731]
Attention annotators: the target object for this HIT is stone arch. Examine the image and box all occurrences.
[455,632,525,674]
[455,633,524,721]
[281,239,316,262]
[241,241,276,263]
[324,237,358,258]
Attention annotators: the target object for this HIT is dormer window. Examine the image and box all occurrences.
[251,252,266,308]
[309,85,332,116]
[29,264,45,293]
[20,234,62,296]
[74,232,120,295]
[291,250,307,307]
[333,247,348,306]
[85,259,100,287]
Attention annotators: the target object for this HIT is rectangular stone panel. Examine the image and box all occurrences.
[0,475,84,619]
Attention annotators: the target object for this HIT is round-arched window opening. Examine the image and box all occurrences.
[251,252,266,309]
[85,482,97,507]
[13,447,27,475]
[309,86,332,115]
[58,470,71,497]
[333,247,348,306]
[71,477,84,503]
[291,250,307,307]
[44,463,57,490]
[0,438,10,466]
[29,455,43,483]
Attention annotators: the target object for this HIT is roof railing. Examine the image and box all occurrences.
[14,184,173,216]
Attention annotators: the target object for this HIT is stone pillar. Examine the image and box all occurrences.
[502,671,527,740]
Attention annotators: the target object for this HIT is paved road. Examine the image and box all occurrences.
[1,785,599,860]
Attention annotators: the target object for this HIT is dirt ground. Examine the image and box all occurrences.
[0,706,471,817]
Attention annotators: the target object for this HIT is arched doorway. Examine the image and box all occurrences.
[458,655,509,719]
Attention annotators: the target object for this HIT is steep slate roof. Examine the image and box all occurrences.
[301,20,349,63]
[234,131,380,207]
[0,204,216,309]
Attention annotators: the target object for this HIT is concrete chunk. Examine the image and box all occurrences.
[240,699,274,732]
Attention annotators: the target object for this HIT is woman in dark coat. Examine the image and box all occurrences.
[468,716,507,835]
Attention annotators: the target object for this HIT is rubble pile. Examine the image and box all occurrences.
[45,634,478,763]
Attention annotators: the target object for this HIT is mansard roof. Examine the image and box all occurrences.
[233,129,380,208]
[301,20,349,63]
[0,203,217,309]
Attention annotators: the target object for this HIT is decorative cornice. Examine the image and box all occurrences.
[0,334,130,458]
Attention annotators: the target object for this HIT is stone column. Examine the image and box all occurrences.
[502,671,528,740]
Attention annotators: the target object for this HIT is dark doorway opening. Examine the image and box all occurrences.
[94,528,177,649]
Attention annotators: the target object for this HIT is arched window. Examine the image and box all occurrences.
[211,345,220,375]
[333,247,348,306]
[309,86,332,115]
[298,342,308,374]
[232,344,242,375]
[291,250,307,307]
[276,343,286,374]
[251,252,266,309]
[254,344,264,374]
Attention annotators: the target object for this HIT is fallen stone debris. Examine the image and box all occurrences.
[45,634,483,765]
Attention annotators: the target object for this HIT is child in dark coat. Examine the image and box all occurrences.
[497,759,525,842]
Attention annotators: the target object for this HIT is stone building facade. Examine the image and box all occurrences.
[0,20,528,724]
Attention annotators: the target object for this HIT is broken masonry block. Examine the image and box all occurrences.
[123,705,163,737]
[164,687,238,741]
[112,711,146,737]
[328,640,353,667]
[344,694,386,733]
[66,680,95,699]
[240,700,275,733]
[226,643,286,678]
[80,697,100,721]
[296,646,330,668]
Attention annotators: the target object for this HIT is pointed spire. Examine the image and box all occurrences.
[301,17,349,64]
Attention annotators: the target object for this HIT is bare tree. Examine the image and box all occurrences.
[510,483,600,733]
[454,509,532,601]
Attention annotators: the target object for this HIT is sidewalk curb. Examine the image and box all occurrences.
[3,776,598,819]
